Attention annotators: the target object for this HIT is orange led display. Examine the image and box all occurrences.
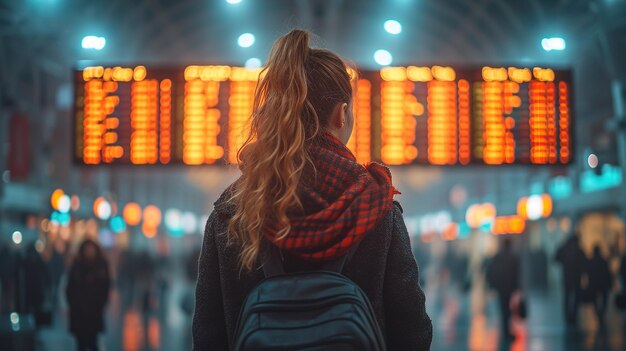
[183,66,226,165]
[481,67,520,165]
[558,82,570,163]
[546,82,557,163]
[159,79,172,164]
[503,81,519,163]
[130,80,159,164]
[407,66,433,82]
[380,72,409,165]
[533,67,555,82]
[471,82,484,159]
[347,79,372,163]
[482,81,505,164]
[228,67,259,164]
[507,67,532,83]
[380,67,423,165]
[75,65,573,166]
[458,80,471,165]
[83,80,105,164]
[529,81,549,163]
[427,80,457,165]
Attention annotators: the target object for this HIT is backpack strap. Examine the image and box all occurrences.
[262,241,362,278]
[262,243,286,278]
[322,242,361,273]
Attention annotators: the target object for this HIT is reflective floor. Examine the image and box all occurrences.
[27,264,626,351]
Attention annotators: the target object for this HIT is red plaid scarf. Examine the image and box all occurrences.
[262,130,401,261]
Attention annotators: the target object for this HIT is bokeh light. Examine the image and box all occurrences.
[50,189,64,210]
[541,37,566,51]
[70,195,80,211]
[12,231,22,245]
[374,50,392,66]
[238,33,255,48]
[94,197,112,220]
[57,194,71,213]
[587,153,599,168]
[245,57,262,69]
[110,216,127,233]
[165,209,183,236]
[81,35,106,50]
[123,203,142,226]
[143,205,162,228]
[384,20,402,34]
[182,211,198,235]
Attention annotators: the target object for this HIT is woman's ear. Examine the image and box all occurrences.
[331,103,346,129]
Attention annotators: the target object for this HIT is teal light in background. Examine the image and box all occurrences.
[165,209,184,237]
[479,221,492,232]
[51,211,71,227]
[384,20,402,35]
[580,164,623,193]
[457,222,471,239]
[548,176,573,199]
[50,211,60,224]
[110,216,126,234]
[58,213,71,227]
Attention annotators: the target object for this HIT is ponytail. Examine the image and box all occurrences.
[227,29,352,271]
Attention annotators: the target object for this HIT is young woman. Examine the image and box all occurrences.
[193,29,432,350]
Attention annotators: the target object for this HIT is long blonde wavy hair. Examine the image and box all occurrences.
[226,29,353,271]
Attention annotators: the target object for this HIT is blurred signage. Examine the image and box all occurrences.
[73,65,573,166]
[548,176,573,199]
[491,215,525,235]
[9,113,30,180]
[580,164,623,193]
[465,202,496,228]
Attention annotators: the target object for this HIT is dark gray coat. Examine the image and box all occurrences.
[192,188,432,350]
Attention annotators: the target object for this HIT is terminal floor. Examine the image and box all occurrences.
[31,274,626,351]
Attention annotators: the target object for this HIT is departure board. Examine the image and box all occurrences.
[74,65,573,166]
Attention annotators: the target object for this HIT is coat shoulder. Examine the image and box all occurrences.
[392,200,403,214]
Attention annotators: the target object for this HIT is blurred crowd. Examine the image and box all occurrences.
[0,235,200,351]
[2,216,626,349]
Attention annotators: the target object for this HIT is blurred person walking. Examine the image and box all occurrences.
[43,239,67,314]
[620,252,626,298]
[616,251,626,311]
[193,29,432,350]
[0,243,20,313]
[555,233,586,326]
[487,238,520,341]
[585,246,612,325]
[22,243,50,325]
[66,240,111,351]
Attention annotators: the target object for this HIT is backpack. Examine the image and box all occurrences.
[231,243,386,351]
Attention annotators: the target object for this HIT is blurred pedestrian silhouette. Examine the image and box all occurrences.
[555,233,586,325]
[66,240,111,351]
[620,251,626,291]
[0,243,19,313]
[617,252,626,310]
[486,238,520,340]
[23,243,49,325]
[585,246,612,325]
[43,239,67,314]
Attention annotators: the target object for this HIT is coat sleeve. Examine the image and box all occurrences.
[192,210,229,351]
[383,202,433,351]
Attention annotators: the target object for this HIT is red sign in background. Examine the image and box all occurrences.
[9,113,30,180]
